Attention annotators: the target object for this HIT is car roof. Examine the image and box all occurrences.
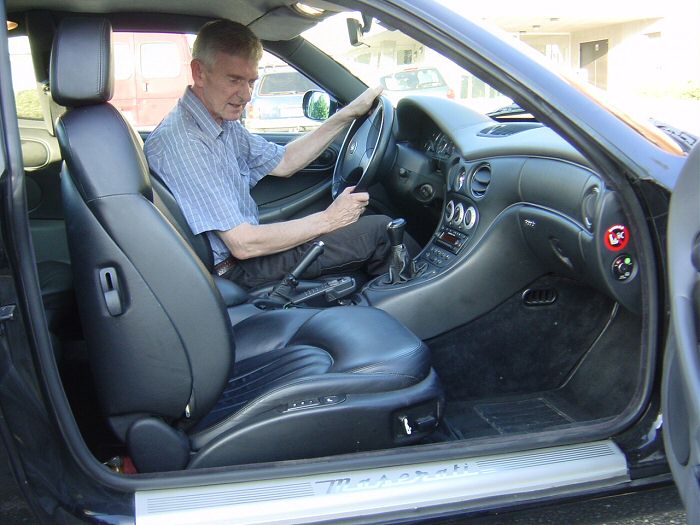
[5,0,346,41]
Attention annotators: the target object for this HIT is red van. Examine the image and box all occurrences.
[111,32,193,130]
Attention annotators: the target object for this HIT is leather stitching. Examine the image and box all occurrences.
[344,340,424,377]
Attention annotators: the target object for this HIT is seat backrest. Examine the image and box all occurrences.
[151,175,215,271]
[51,17,233,439]
[119,127,215,270]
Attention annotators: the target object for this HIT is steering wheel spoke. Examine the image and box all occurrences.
[359,149,373,171]
[331,95,394,199]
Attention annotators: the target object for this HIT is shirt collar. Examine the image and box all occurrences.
[180,86,226,140]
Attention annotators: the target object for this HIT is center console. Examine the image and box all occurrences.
[423,196,478,268]
[367,191,480,290]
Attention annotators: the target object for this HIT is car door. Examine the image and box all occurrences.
[662,142,700,523]
[251,130,340,223]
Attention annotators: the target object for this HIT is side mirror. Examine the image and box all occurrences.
[303,91,337,121]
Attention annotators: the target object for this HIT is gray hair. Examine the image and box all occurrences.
[193,20,263,68]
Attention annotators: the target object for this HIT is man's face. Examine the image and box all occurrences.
[191,51,258,125]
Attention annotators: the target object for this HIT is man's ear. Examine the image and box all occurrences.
[191,59,205,87]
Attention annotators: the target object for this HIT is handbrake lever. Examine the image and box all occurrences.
[270,241,325,300]
[285,276,356,307]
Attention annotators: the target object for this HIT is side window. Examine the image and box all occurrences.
[112,32,194,131]
[113,42,134,81]
[8,35,42,121]
[140,42,181,78]
[243,52,324,133]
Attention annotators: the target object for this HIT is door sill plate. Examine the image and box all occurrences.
[135,440,628,524]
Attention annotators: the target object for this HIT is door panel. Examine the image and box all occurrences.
[662,142,700,522]
[251,131,342,223]
[23,137,61,217]
[20,124,69,265]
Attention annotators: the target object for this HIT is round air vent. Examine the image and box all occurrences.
[470,164,491,199]
[455,166,467,192]
[581,185,600,231]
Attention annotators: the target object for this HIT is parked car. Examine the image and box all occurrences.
[378,65,454,104]
[243,66,324,132]
[1,1,699,524]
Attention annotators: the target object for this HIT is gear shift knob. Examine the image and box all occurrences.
[387,218,406,247]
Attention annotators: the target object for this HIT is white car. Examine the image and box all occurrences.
[244,66,323,133]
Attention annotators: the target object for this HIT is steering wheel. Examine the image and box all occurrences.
[331,95,394,199]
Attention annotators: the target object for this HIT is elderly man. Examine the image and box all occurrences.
[145,19,411,289]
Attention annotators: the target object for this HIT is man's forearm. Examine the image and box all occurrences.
[218,213,330,259]
[270,108,353,177]
[218,186,369,260]
[270,86,383,177]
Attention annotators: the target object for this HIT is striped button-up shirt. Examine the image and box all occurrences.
[144,87,285,264]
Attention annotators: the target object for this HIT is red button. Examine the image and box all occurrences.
[604,224,630,251]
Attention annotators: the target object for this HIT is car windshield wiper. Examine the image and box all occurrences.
[487,103,527,118]
[650,118,698,152]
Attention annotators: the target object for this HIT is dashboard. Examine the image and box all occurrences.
[364,96,641,339]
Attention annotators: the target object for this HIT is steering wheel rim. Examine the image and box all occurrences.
[331,95,394,199]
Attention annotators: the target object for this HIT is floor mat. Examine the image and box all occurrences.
[444,393,587,439]
[427,275,615,401]
[474,397,573,434]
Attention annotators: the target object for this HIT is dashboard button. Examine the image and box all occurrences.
[611,254,635,281]
[453,203,464,225]
[445,200,455,222]
[464,205,478,230]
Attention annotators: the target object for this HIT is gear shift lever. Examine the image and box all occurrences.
[386,218,422,284]
[387,218,406,247]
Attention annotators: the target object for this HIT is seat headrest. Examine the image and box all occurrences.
[50,17,113,107]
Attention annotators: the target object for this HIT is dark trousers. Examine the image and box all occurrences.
[225,215,419,289]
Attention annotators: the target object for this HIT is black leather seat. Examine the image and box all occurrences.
[51,17,442,472]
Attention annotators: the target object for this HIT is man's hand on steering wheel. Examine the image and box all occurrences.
[339,86,384,120]
[332,87,395,199]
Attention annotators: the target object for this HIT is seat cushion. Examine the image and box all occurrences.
[189,306,430,448]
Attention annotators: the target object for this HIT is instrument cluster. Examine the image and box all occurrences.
[423,130,455,160]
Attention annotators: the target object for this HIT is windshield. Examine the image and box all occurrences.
[303,13,512,114]
[258,71,319,96]
[380,68,446,91]
[303,5,700,139]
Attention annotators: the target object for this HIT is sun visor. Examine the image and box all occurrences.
[248,6,324,41]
